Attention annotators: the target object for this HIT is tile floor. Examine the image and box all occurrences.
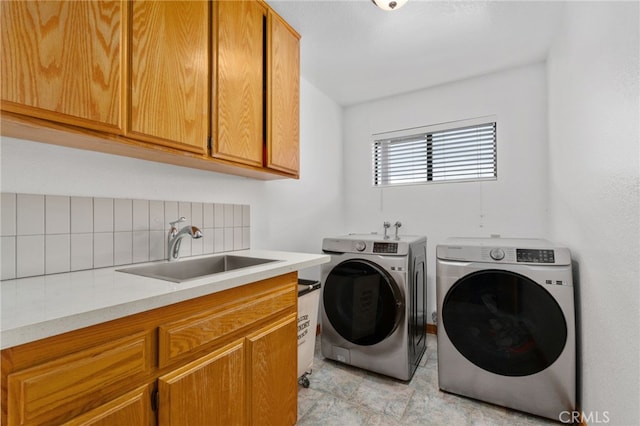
[297,334,559,425]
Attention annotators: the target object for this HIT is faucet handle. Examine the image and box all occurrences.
[169,217,186,227]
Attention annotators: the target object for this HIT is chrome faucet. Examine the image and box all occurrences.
[394,221,402,240]
[168,217,203,261]
[383,221,391,239]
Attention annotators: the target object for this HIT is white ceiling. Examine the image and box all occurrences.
[268,0,566,106]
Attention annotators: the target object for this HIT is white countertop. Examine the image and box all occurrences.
[0,249,330,349]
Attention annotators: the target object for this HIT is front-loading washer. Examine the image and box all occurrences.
[321,234,427,381]
[436,238,576,421]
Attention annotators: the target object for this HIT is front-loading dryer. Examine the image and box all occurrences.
[436,238,576,421]
[320,234,427,381]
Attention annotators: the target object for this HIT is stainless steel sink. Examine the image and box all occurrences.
[117,255,279,283]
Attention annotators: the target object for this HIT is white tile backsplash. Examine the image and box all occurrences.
[214,203,224,228]
[114,231,132,265]
[1,236,16,279]
[17,194,44,236]
[133,200,149,231]
[93,232,114,268]
[17,235,45,277]
[204,204,214,228]
[46,195,70,235]
[71,233,93,271]
[1,193,250,279]
[71,197,93,233]
[94,198,114,233]
[1,193,16,236]
[149,200,165,231]
[45,234,70,274]
[114,199,132,232]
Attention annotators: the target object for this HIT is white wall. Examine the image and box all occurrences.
[0,77,344,281]
[343,63,550,319]
[547,1,640,424]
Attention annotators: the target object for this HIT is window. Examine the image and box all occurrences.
[372,118,497,186]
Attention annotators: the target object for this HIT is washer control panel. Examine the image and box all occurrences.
[373,242,398,254]
[516,248,555,263]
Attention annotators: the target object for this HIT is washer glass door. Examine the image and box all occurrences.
[442,269,567,376]
[323,259,403,346]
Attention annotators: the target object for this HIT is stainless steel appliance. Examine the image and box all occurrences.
[320,234,427,381]
[436,237,576,420]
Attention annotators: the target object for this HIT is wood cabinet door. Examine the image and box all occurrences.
[129,0,209,154]
[0,0,125,133]
[158,339,246,426]
[266,12,300,177]
[246,313,298,425]
[6,332,153,426]
[212,0,265,167]
[62,385,153,426]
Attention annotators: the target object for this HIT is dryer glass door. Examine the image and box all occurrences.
[442,269,567,377]
[323,259,403,346]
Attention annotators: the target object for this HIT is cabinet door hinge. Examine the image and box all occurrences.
[151,389,159,412]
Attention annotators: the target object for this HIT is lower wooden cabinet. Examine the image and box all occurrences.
[1,273,298,425]
[158,339,246,426]
[62,386,154,426]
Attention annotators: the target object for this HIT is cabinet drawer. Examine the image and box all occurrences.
[7,332,153,426]
[159,286,296,367]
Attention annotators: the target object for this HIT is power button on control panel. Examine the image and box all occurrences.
[490,248,505,261]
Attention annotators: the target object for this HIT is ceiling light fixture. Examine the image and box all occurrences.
[371,0,408,11]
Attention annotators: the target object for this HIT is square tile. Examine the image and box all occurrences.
[149,200,165,231]
[114,231,132,266]
[242,205,250,227]
[71,197,93,234]
[192,203,203,228]
[214,229,224,253]
[192,236,203,256]
[203,228,214,254]
[93,232,114,268]
[1,193,16,236]
[45,234,70,274]
[1,236,16,280]
[224,204,234,228]
[94,198,114,233]
[214,204,224,228]
[45,195,70,235]
[242,227,250,249]
[233,228,243,250]
[164,201,179,228]
[224,228,234,251]
[16,235,45,277]
[133,200,149,231]
[233,204,243,227]
[71,233,93,271]
[150,230,166,261]
[204,204,214,228]
[17,194,45,235]
[114,199,132,232]
[179,202,191,224]
[132,231,150,263]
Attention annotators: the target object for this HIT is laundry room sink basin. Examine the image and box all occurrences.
[117,255,279,283]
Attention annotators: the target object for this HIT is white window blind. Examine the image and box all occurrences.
[372,121,497,186]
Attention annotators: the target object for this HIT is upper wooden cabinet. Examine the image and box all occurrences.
[266,11,301,176]
[0,0,126,133]
[128,0,209,154]
[0,0,300,179]
[213,0,266,167]
[213,0,301,177]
